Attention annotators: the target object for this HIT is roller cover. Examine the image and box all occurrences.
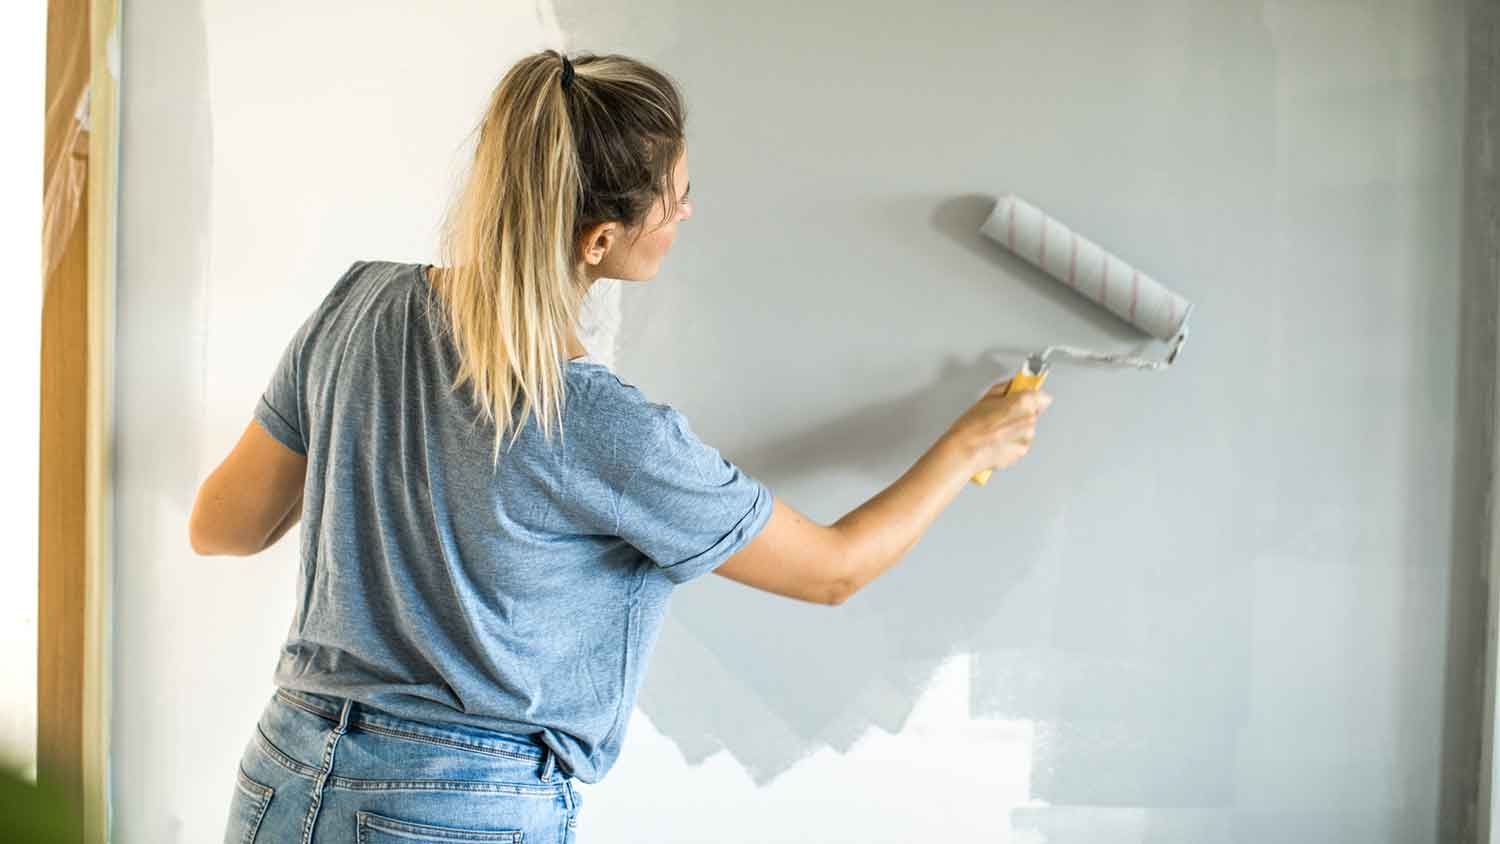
[979,194,1191,342]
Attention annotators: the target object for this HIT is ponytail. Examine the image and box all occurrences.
[427,49,687,467]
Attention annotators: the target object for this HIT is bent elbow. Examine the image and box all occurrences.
[188,519,211,556]
[823,528,858,606]
[188,519,244,557]
[824,575,854,607]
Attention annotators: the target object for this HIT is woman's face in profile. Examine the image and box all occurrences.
[598,148,692,282]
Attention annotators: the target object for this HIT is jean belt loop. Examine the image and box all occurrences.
[540,744,556,782]
[334,697,354,736]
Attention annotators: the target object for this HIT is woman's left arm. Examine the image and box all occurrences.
[258,490,304,553]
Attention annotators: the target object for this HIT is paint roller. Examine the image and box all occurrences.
[969,194,1195,485]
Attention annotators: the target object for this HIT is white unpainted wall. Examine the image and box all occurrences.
[2,0,46,784]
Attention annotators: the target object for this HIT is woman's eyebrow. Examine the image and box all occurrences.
[682,181,691,200]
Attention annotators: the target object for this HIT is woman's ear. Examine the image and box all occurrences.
[578,221,617,265]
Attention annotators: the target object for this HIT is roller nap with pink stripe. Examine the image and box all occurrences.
[979,194,1192,344]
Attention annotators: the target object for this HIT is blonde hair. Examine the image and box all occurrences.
[427,50,687,467]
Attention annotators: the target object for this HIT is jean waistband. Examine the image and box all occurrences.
[273,688,566,781]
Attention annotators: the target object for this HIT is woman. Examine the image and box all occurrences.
[210,49,1050,844]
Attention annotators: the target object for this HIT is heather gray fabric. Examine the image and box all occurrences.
[251,259,774,784]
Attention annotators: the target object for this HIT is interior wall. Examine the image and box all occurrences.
[1470,0,1500,840]
[115,1,1478,842]
[2,0,45,784]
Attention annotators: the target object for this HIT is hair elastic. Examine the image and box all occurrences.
[560,56,575,90]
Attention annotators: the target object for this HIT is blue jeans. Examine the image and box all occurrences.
[224,688,582,843]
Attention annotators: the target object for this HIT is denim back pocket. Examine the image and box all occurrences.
[225,765,273,843]
[356,810,524,843]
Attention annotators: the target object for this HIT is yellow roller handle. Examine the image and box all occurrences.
[970,367,1049,486]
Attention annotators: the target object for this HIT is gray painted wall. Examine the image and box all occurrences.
[1467,0,1500,841]
[114,0,1487,841]
[563,0,1476,840]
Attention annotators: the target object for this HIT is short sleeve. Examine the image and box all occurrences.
[253,317,311,456]
[615,408,774,585]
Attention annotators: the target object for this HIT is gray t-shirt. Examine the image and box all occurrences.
[252,259,774,783]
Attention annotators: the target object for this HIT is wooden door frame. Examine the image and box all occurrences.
[39,0,117,840]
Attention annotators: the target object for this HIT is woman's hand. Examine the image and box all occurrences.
[944,383,1053,475]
